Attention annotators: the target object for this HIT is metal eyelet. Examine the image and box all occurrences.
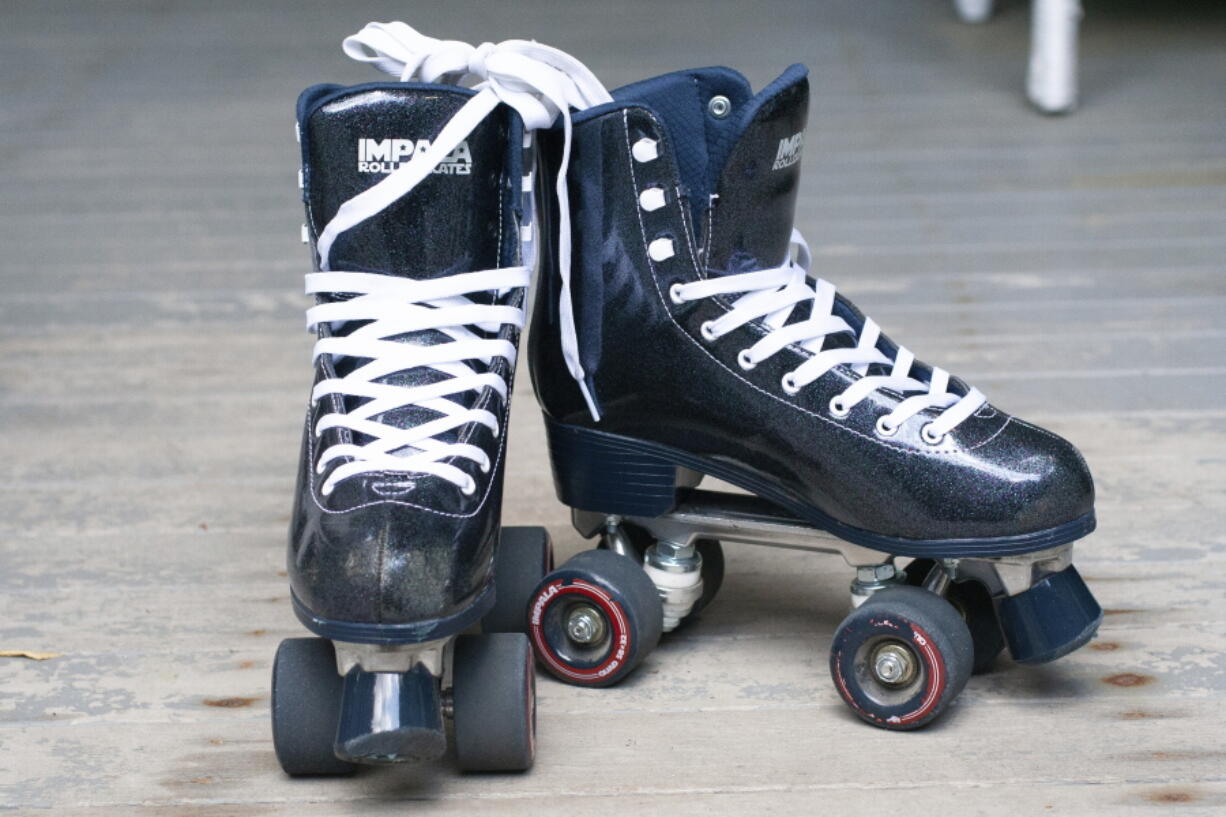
[781,372,800,395]
[638,186,667,212]
[648,236,675,262]
[737,349,756,370]
[829,396,850,418]
[632,137,659,163]
[708,95,731,119]
[921,424,945,445]
[699,321,718,342]
[669,282,686,305]
[875,416,899,437]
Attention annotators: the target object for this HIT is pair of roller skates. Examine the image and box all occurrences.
[272,22,1102,775]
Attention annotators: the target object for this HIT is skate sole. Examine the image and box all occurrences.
[545,417,1096,559]
[291,581,494,645]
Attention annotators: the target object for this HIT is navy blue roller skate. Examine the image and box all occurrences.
[524,63,1101,729]
[273,22,609,773]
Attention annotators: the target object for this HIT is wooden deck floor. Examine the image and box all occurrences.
[2,0,1225,814]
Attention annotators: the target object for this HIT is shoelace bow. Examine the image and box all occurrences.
[309,22,611,495]
[673,230,986,442]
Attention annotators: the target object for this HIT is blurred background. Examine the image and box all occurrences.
[2,1,1224,814]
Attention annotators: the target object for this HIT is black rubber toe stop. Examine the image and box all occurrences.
[999,565,1103,664]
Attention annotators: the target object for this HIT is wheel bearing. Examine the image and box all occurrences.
[870,641,918,687]
[565,604,607,645]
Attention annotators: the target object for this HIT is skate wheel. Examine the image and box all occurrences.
[600,523,725,621]
[271,638,356,776]
[452,633,535,772]
[528,549,663,687]
[905,559,1004,674]
[829,586,973,731]
[484,526,554,634]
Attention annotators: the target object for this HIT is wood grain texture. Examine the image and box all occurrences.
[2,0,1225,814]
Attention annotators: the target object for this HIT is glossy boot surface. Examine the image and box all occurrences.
[291,82,526,642]
[528,66,1096,558]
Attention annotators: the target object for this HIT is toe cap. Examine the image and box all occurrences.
[289,489,497,626]
[979,417,1095,534]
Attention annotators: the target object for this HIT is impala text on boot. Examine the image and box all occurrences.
[772,132,804,170]
[357,139,473,175]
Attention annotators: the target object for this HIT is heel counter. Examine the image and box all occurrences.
[544,417,679,516]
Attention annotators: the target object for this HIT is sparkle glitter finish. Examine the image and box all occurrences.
[704,76,806,274]
[288,83,525,641]
[528,69,1096,554]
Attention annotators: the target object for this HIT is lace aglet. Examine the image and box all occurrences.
[577,380,602,423]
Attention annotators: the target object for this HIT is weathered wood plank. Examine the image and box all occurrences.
[32,783,1226,817]
[4,700,1224,812]
[3,611,1223,729]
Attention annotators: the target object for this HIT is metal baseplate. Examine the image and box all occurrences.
[574,488,1076,607]
[333,637,450,677]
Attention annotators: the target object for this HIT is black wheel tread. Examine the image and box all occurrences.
[564,548,665,659]
[271,638,356,776]
[484,526,553,634]
[528,548,663,687]
[831,585,974,730]
[905,559,1005,674]
[452,632,535,772]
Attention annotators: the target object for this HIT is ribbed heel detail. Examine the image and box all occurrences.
[544,418,679,516]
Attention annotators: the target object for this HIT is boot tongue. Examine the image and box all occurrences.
[298,84,516,444]
[301,84,510,279]
[703,70,861,352]
[704,68,807,274]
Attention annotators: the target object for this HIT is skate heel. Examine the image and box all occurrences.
[544,417,680,516]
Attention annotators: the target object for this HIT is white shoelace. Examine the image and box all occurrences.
[309,22,610,496]
[672,230,987,443]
